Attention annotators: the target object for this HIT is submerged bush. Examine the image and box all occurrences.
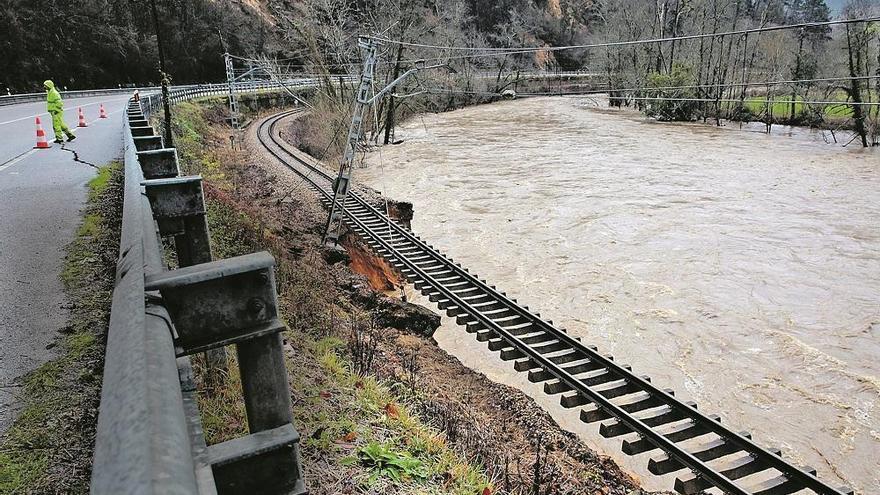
[644,64,701,122]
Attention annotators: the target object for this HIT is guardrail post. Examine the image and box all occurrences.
[133,136,164,151]
[141,175,229,375]
[145,252,306,495]
[131,125,155,137]
[137,148,180,179]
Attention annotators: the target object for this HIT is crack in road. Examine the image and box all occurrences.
[60,143,99,169]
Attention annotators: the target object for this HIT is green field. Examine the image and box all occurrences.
[742,90,879,119]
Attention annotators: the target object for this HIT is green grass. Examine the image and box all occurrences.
[742,90,879,119]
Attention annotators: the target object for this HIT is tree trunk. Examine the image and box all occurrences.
[791,33,805,122]
[846,25,868,148]
[383,45,404,145]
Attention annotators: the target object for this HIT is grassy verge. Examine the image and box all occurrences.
[170,102,492,494]
[742,91,880,119]
[0,163,123,494]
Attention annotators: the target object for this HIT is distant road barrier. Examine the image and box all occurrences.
[0,86,166,107]
[91,83,311,494]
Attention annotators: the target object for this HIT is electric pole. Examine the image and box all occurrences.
[322,37,451,246]
[149,0,173,147]
[224,52,240,133]
[322,37,379,247]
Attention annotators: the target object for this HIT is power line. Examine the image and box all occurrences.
[524,74,880,95]
[417,74,879,98]
[368,16,880,56]
[602,95,880,106]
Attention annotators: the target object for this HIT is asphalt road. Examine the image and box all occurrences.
[0,95,127,431]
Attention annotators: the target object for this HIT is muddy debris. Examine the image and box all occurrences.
[343,275,441,337]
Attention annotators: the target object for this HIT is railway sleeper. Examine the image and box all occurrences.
[449,286,484,299]
[530,339,568,355]
[578,387,673,423]
[395,246,423,255]
[601,401,699,439]
[622,414,720,455]
[467,299,507,313]
[529,358,603,383]
[512,330,555,345]
[544,366,628,395]
[445,299,503,317]
[412,276,443,289]
[442,280,475,292]
[418,265,451,276]
[674,449,780,495]
[362,219,390,229]
[497,346,526,361]
[647,430,749,475]
[485,331,552,352]
[455,307,514,325]
[750,469,821,495]
[491,315,532,329]
[488,312,530,327]
[591,376,650,400]
[476,325,535,342]
[434,273,463,284]
[516,349,591,376]
[411,256,440,266]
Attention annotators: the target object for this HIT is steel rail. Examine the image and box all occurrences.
[256,108,851,495]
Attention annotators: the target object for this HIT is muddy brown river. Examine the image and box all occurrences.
[359,97,879,493]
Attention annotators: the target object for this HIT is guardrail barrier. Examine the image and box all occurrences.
[91,86,307,495]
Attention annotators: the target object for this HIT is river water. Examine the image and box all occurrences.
[359,97,879,493]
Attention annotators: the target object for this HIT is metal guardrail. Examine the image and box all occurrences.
[0,86,170,107]
[0,72,587,108]
[0,78,334,108]
[91,87,308,494]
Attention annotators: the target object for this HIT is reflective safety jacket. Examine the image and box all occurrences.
[44,80,63,114]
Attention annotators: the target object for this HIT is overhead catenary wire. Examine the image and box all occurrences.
[415,73,880,100]
[367,16,880,56]
[226,16,880,74]
[419,87,880,106]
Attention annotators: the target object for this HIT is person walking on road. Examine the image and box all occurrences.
[44,80,75,143]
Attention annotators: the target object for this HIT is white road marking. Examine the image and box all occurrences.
[0,96,130,127]
[0,149,37,172]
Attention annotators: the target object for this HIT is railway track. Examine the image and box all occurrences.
[257,109,852,495]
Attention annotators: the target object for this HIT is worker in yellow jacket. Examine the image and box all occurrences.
[44,80,75,143]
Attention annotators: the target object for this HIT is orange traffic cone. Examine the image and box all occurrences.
[78,107,87,127]
[34,117,50,149]
[99,104,107,118]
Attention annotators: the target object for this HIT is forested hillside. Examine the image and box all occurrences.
[0,0,596,92]
[3,0,876,143]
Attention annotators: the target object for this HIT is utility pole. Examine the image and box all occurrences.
[224,52,240,132]
[322,37,379,247]
[149,0,173,147]
[322,37,451,246]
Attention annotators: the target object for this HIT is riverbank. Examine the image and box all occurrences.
[171,99,644,495]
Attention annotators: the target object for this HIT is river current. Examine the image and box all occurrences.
[359,97,879,493]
